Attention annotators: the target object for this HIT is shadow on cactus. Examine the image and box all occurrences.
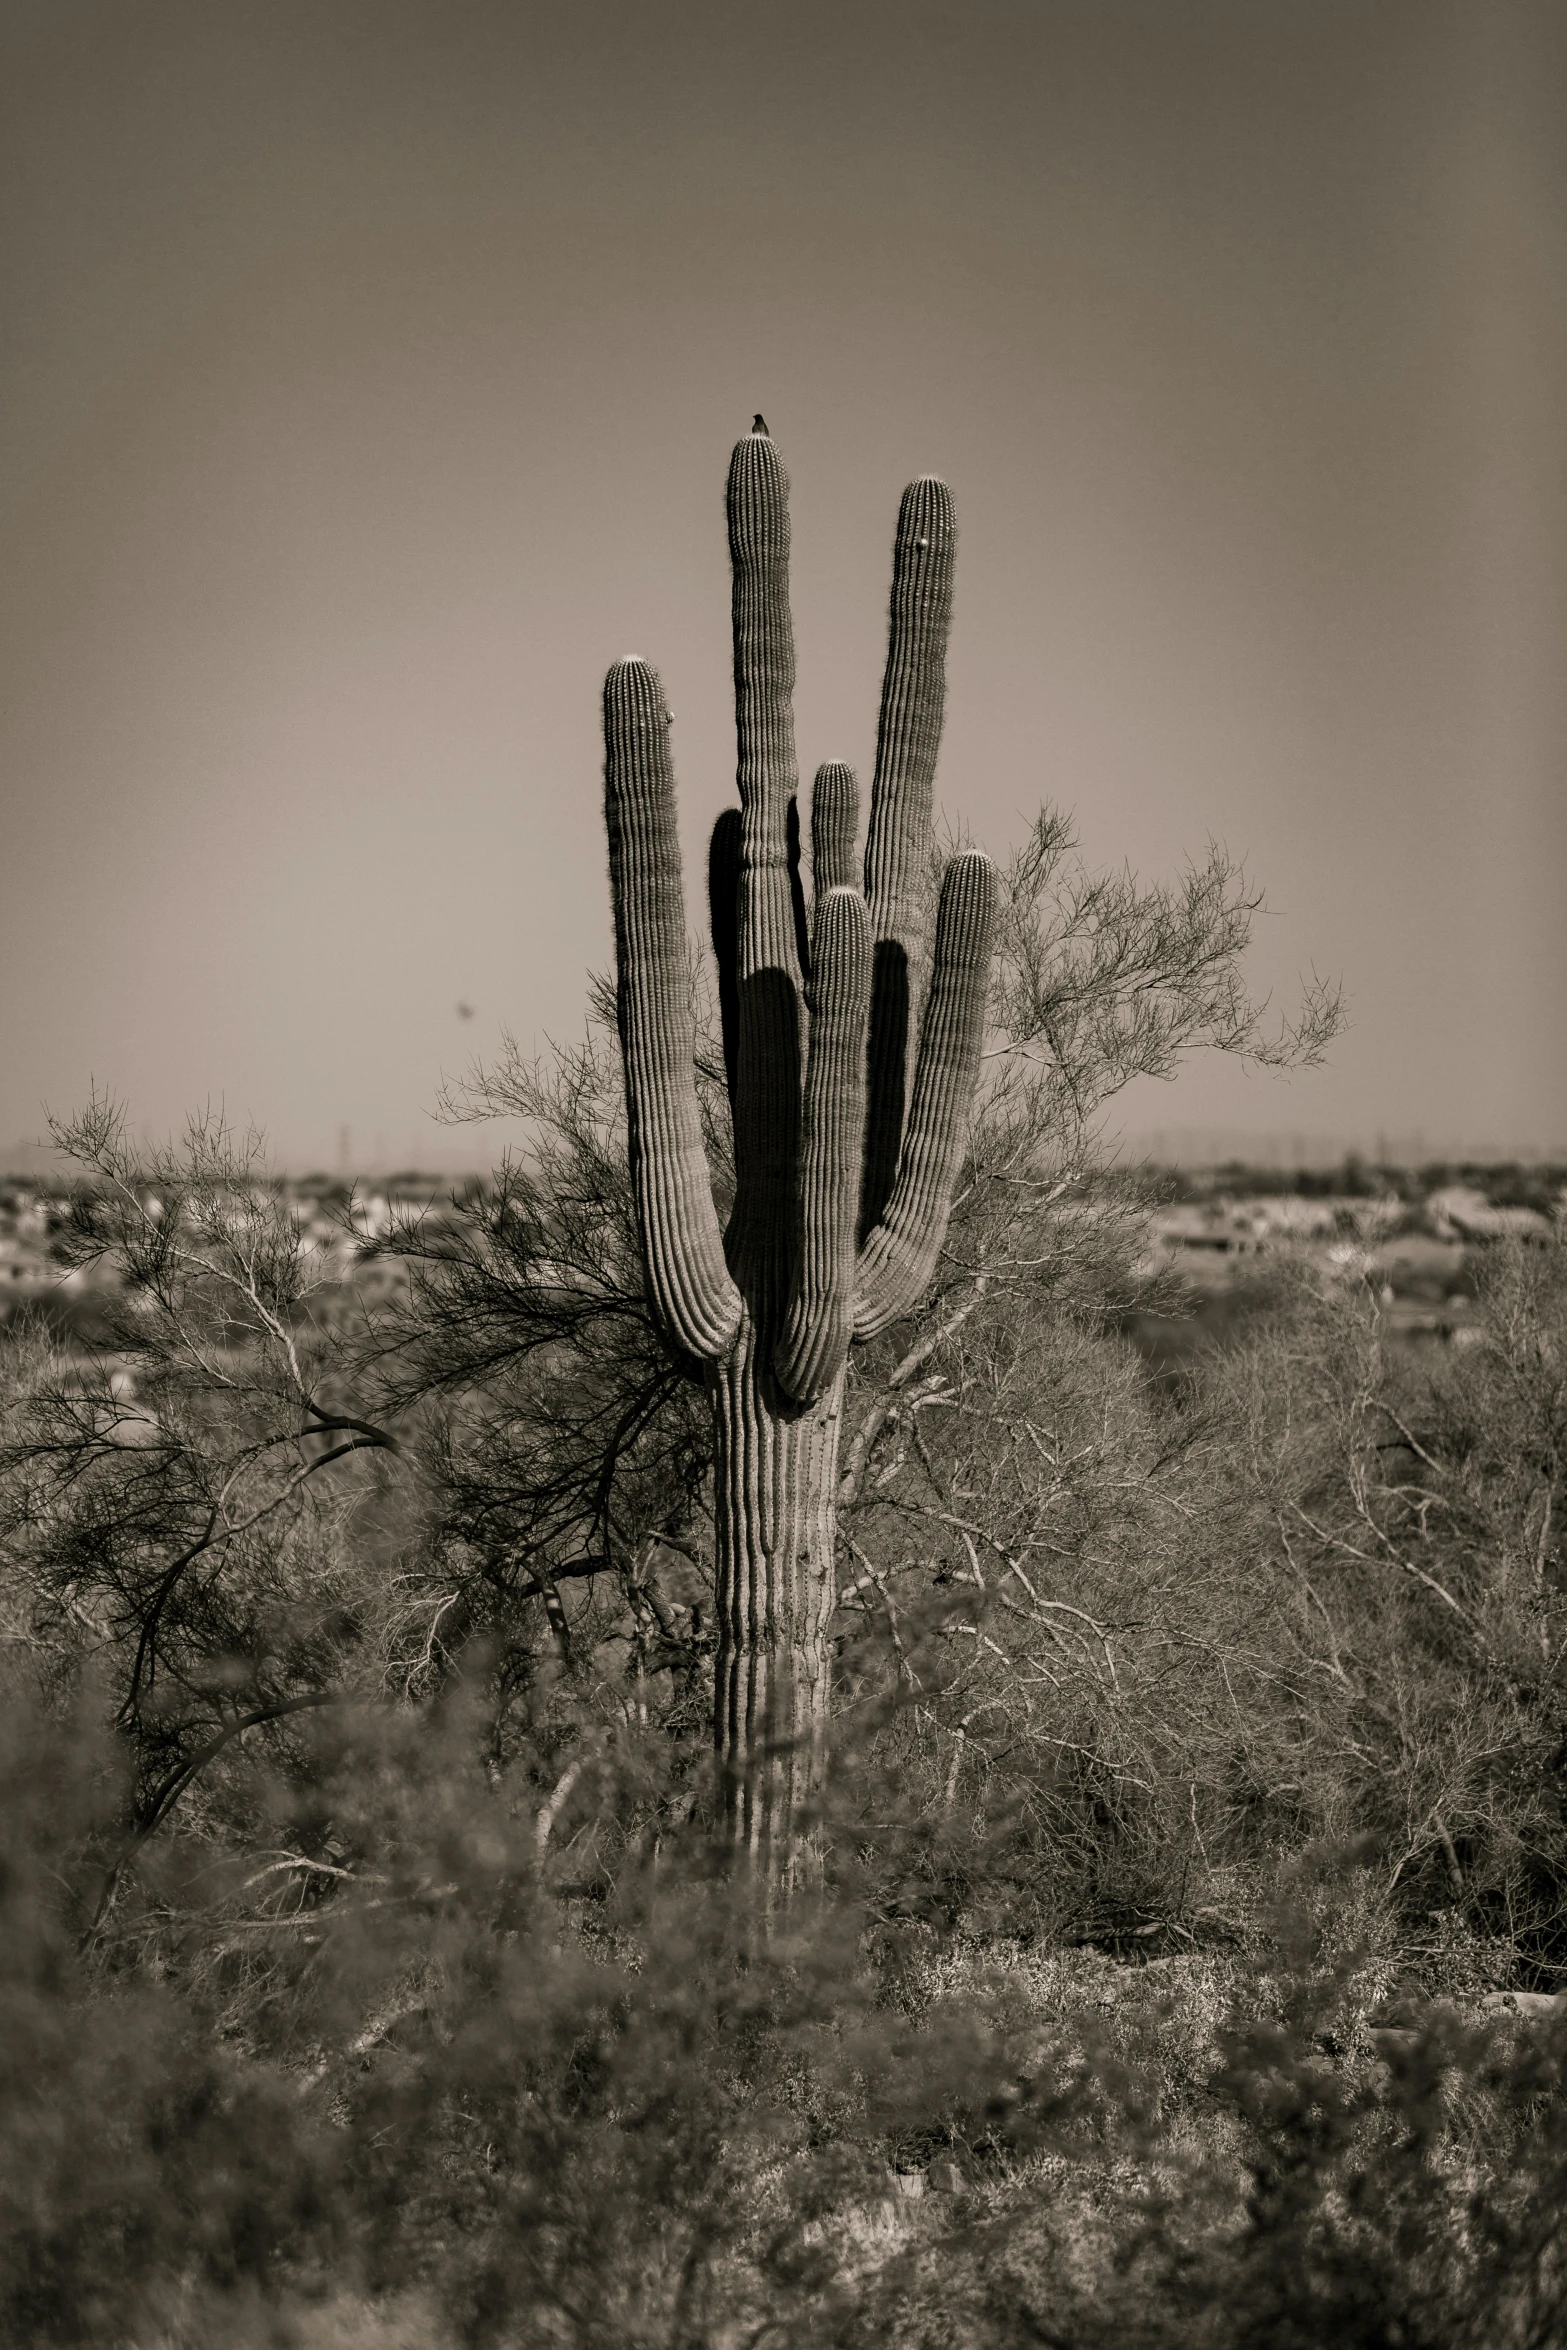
[603,427,996,1882]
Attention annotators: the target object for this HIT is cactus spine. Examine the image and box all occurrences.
[603,427,997,1877]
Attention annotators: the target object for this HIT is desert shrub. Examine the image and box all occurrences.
[5,953,1566,2336]
[0,1672,335,2346]
[1186,1237,1567,1976]
[3,1604,1567,2344]
[0,1105,406,1907]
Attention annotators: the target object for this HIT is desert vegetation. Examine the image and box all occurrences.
[1,433,1563,2347]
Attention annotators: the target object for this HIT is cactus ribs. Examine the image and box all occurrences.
[602,425,996,1880]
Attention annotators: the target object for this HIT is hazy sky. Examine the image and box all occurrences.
[3,0,1563,1168]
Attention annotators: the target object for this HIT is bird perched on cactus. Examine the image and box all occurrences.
[602,425,996,1882]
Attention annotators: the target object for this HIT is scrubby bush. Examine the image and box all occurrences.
[3,1652,1565,2347]
[2,855,1563,2337]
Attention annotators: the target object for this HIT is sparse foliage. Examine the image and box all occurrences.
[0,1098,400,1931]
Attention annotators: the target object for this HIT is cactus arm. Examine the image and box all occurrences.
[604,658,742,1361]
[854,850,997,1340]
[728,428,803,991]
[859,477,958,1237]
[775,887,872,1402]
[810,760,859,894]
[725,428,804,1287]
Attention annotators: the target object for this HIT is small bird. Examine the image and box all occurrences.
[752,412,770,435]
[456,1001,475,1021]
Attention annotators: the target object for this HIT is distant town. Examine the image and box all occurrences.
[1126,1156,1565,1366]
[2,1154,1560,1357]
[0,1165,466,1337]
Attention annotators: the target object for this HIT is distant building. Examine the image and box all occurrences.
[1426,1187,1554,1244]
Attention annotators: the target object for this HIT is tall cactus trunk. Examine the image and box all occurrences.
[710,1317,844,1875]
[600,423,996,1888]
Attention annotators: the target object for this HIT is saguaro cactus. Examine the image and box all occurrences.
[603,425,997,1875]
